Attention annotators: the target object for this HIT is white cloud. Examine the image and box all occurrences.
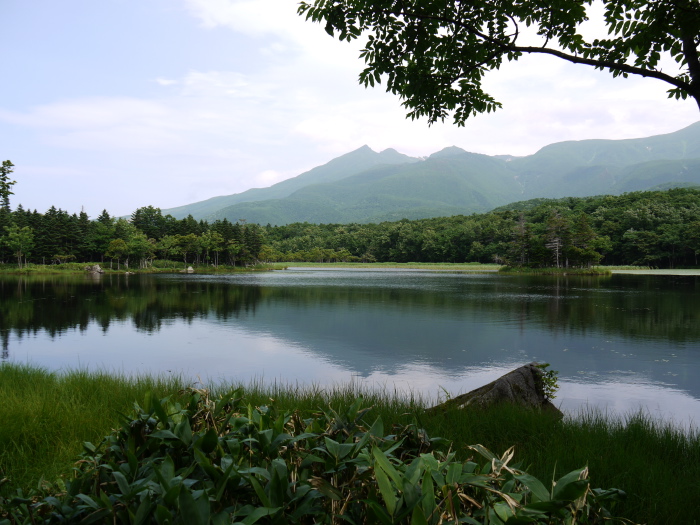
[155,78,179,86]
[2,0,699,217]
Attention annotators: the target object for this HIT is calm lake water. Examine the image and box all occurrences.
[1,269,699,425]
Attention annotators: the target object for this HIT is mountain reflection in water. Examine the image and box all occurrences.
[1,269,698,424]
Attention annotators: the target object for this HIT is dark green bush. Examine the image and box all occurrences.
[0,389,631,524]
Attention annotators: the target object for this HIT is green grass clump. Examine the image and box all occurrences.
[0,364,188,488]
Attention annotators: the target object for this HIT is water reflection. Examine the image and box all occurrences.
[1,270,699,421]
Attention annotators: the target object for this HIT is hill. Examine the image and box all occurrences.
[162,122,700,225]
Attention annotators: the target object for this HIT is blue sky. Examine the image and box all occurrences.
[2,0,698,217]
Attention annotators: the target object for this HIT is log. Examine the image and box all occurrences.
[428,362,562,416]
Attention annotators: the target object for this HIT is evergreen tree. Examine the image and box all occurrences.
[0,160,16,212]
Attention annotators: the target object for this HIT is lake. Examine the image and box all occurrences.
[1,268,699,426]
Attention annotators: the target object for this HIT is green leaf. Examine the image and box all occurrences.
[514,473,550,502]
[372,446,402,485]
[175,417,193,445]
[113,471,132,497]
[553,468,589,501]
[410,505,429,525]
[154,505,172,525]
[75,494,99,510]
[445,462,461,485]
[178,489,210,525]
[374,462,397,516]
[151,395,169,424]
[238,506,282,525]
[198,427,219,454]
[149,430,180,440]
[134,495,155,525]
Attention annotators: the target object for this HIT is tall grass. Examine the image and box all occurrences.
[1,364,698,524]
[0,364,188,488]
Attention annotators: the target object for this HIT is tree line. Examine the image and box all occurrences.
[1,163,699,269]
[0,205,264,269]
[259,188,700,268]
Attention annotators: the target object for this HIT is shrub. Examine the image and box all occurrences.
[0,389,630,524]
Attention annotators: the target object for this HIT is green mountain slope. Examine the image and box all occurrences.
[161,146,418,219]
[209,150,522,224]
[163,121,700,225]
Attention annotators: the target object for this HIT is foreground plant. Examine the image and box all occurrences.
[0,389,631,524]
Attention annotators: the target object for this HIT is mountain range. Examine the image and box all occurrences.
[162,121,700,225]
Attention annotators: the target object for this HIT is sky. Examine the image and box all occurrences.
[2,0,699,218]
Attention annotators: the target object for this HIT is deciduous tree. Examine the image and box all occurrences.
[299,0,700,123]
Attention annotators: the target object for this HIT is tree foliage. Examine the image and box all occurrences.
[298,0,700,123]
[0,161,16,212]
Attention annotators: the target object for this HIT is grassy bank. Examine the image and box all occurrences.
[1,365,698,524]
[0,260,276,274]
[499,266,613,275]
[268,261,501,271]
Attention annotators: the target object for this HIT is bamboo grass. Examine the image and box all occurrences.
[1,364,698,524]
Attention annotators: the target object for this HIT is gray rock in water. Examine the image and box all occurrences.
[429,362,562,416]
[84,264,104,274]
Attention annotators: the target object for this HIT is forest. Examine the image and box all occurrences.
[1,188,699,269]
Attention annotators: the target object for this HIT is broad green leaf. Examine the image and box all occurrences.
[374,462,397,516]
[420,468,436,519]
[198,427,219,454]
[154,505,172,525]
[149,430,179,441]
[514,473,550,502]
[553,468,589,501]
[151,395,169,424]
[174,418,193,445]
[324,436,341,458]
[75,494,99,510]
[410,505,429,525]
[134,496,155,525]
[445,462,461,485]
[178,489,210,525]
[372,446,402,485]
[247,473,272,507]
[113,471,132,497]
[238,506,282,525]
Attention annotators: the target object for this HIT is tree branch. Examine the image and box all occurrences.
[511,45,695,94]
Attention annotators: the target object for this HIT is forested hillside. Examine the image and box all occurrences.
[1,189,699,269]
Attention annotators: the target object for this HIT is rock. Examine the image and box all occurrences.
[85,264,104,274]
[179,266,195,273]
[428,362,562,416]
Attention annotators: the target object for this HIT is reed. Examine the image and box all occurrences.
[1,365,698,524]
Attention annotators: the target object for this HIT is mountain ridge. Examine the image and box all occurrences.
[161,122,700,225]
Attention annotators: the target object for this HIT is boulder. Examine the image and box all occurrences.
[179,266,195,273]
[85,264,104,274]
[428,362,562,416]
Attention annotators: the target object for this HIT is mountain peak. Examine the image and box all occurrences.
[429,146,469,159]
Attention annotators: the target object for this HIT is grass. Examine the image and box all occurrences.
[499,266,613,275]
[1,364,699,524]
[0,261,277,275]
[268,261,502,271]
